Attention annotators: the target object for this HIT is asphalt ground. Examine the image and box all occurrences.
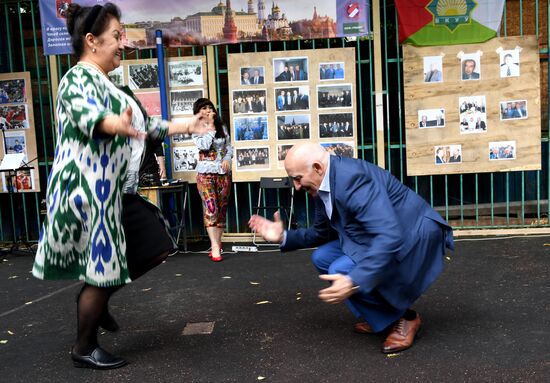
[0,235,549,382]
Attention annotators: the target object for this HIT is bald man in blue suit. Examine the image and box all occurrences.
[249,143,453,353]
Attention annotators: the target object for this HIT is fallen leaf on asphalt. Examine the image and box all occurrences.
[386,353,400,358]
[257,376,266,380]
[445,256,451,261]
[296,292,302,295]
[141,288,152,292]
[255,301,271,305]
[7,330,14,335]
[8,276,18,279]
[0,340,7,344]
[249,281,260,285]
[543,243,550,246]
[25,301,32,305]
[296,297,302,301]
[222,276,232,279]
[175,274,182,277]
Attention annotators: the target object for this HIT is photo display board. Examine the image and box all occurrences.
[110,56,208,183]
[0,72,40,193]
[403,35,541,176]
[227,47,357,182]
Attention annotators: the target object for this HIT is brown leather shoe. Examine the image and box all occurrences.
[381,315,421,353]
[354,322,374,334]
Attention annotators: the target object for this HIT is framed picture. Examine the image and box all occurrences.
[418,108,445,128]
[320,142,354,157]
[276,114,311,140]
[319,113,353,138]
[234,116,269,141]
[500,100,527,120]
[232,89,267,114]
[459,96,487,134]
[236,147,270,171]
[128,63,160,89]
[3,131,26,154]
[170,89,204,115]
[0,104,29,130]
[277,144,294,164]
[168,60,203,87]
[460,52,481,81]
[434,144,462,165]
[173,146,199,172]
[489,141,516,160]
[273,56,309,82]
[317,84,353,109]
[0,78,26,104]
[423,56,443,83]
[240,66,265,85]
[274,86,310,112]
[135,91,162,117]
[319,62,345,81]
[499,50,520,78]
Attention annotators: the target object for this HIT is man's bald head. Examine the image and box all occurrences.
[284,143,329,196]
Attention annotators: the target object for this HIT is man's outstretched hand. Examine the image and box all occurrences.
[318,274,356,304]
[248,211,284,244]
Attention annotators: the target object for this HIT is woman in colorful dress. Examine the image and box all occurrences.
[32,3,211,369]
[192,98,233,262]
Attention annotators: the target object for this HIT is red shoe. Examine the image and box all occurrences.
[211,254,223,262]
[208,251,212,258]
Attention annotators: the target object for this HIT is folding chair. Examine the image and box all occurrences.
[252,177,294,247]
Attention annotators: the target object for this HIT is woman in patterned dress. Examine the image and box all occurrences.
[32,3,211,369]
[192,98,233,262]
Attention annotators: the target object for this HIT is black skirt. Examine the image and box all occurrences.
[122,194,176,280]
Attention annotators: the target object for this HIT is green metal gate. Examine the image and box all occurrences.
[0,0,548,246]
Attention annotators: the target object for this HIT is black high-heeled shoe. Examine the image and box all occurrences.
[71,347,127,369]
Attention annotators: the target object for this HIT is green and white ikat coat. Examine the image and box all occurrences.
[33,63,169,286]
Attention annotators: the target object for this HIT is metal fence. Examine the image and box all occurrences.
[0,0,548,245]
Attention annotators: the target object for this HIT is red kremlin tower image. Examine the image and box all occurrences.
[223,0,238,43]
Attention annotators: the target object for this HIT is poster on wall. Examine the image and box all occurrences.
[39,0,371,55]
[0,72,40,193]
[227,47,357,182]
[403,36,541,176]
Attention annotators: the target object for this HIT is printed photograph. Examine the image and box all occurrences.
[173,146,199,172]
[489,141,516,160]
[318,84,353,109]
[423,56,443,83]
[321,142,354,158]
[0,105,29,130]
[56,1,71,19]
[500,100,528,120]
[434,144,462,165]
[4,132,26,154]
[275,86,310,112]
[14,168,33,191]
[319,113,353,138]
[108,67,124,86]
[499,49,520,78]
[232,89,267,114]
[459,96,487,134]
[170,89,204,115]
[319,62,345,81]
[236,147,270,171]
[418,108,445,128]
[128,63,160,89]
[277,144,294,163]
[461,53,481,81]
[0,78,26,104]
[135,91,162,117]
[240,66,265,85]
[277,114,311,140]
[168,60,203,87]
[171,117,192,143]
[273,57,309,82]
[234,116,268,141]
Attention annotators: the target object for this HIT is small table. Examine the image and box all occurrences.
[139,182,189,252]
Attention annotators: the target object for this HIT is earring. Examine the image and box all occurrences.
[92,48,96,53]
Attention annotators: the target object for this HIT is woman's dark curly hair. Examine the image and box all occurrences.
[193,98,226,139]
[65,2,121,58]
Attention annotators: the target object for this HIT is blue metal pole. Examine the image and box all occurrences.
[155,29,172,179]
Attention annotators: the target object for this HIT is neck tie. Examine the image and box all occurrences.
[507,66,511,76]
[427,71,433,82]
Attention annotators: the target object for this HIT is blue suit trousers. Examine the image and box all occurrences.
[311,240,405,332]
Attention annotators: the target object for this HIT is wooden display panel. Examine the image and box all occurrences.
[403,36,541,176]
[0,71,40,192]
[227,48,357,182]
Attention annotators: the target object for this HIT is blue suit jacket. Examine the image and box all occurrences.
[282,156,453,310]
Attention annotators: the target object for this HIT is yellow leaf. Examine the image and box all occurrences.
[257,377,266,380]
[175,274,182,277]
[25,301,33,305]
[7,331,14,335]
[0,340,7,344]
[255,301,271,305]
[8,276,18,279]
[249,281,260,285]
[222,276,232,279]
[296,297,302,301]
[141,288,152,292]
[386,353,400,358]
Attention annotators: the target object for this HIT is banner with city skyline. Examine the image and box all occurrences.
[40,0,371,55]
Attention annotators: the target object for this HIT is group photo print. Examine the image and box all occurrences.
[234,116,269,141]
[319,113,354,138]
[128,63,160,90]
[276,114,311,140]
[232,89,267,114]
[173,146,199,172]
[319,62,345,80]
[240,66,265,85]
[0,78,26,104]
[236,147,270,171]
[0,104,29,130]
[170,89,204,115]
[317,84,353,109]
[273,56,309,82]
[275,86,310,112]
[459,95,487,134]
[168,60,203,87]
